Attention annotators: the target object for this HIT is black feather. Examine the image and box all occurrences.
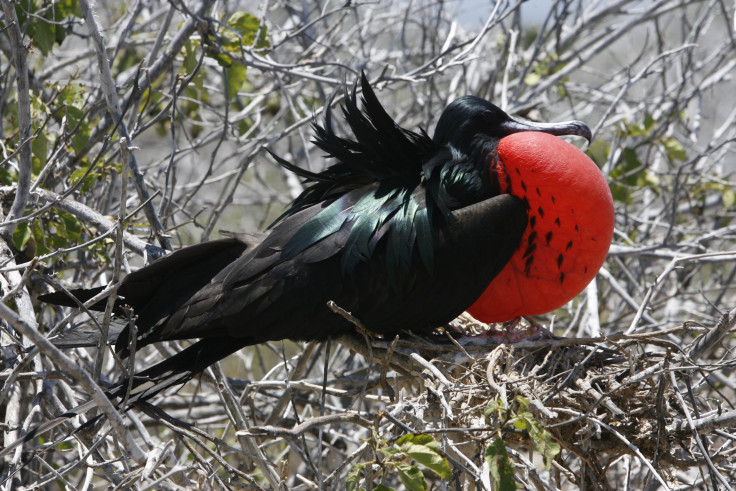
[32,73,539,436]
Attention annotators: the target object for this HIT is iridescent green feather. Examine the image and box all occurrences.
[272,73,489,289]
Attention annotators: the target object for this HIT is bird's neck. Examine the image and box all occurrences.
[435,138,502,209]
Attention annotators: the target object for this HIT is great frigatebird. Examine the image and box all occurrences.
[40,73,614,405]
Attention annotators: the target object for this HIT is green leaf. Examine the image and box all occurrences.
[661,137,687,162]
[69,165,100,193]
[518,411,560,468]
[17,0,81,55]
[396,434,452,480]
[514,396,531,413]
[609,146,644,204]
[523,72,541,86]
[556,82,568,98]
[371,486,394,491]
[58,0,83,17]
[396,434,438,452]
[55,439,75,450]
[723,188,736,208]
[534,431,561,468]
[610,183,630,204]
[226,63,247,99]
[183,39,198,74]
[31,220,50,256]
[625,122,646,137]
[59,82,86,107]
[637,169,660,188]
[59,211,82,243]
[32,18,56,55]
[586,140,609,167]
[207,49,233,67]
[227,12,270,49]
[65,105,90,155]
[484,398,507,423]
[13,1,30,26]
[45,210,81,251]
[12,222,31,251]
[346,463,363,491]
[485,438,517,491]
[511,397,560,469]
[32,131,48,176]
[380,446,401,459]
[614,147,642,184]
[643,113,656,131]
[237,117,253,136]
[394,462,427,491]
[0,166,14,186]
[30,93,50,119]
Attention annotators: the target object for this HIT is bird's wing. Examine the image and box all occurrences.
[344,193,528,333]
[44,238,254,350]
[121,189,367,347]
[124,188,528,348]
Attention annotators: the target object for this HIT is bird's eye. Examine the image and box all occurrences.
[481,108,504,124]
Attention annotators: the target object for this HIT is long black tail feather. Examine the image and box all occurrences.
[109,337,245,404]
[39,286,114,311]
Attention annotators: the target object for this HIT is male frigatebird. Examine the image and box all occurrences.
[41,73,614,405]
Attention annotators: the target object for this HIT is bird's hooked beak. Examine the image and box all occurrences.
[499,115,592,143]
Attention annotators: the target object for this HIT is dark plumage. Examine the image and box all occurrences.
[40,73,592,405]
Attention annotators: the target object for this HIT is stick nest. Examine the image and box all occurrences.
[332,310,736,489]
[4,311,736,490]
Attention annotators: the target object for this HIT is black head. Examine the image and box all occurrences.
[433,96,592,149]
[434,96,516,149]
